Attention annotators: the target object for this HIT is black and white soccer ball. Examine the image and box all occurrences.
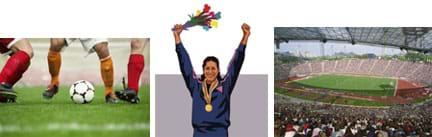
[69,80,95,104]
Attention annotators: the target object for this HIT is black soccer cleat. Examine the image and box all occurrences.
[0,82,17,99]
[0,96,16,103]
[42,85,58,99]
[105,94,118,104]
[115,89,140,104]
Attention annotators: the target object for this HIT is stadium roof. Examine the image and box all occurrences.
[275,27,432,53]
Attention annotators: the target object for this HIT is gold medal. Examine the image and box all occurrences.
[205,104,213,112]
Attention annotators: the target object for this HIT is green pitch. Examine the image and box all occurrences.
[0,85,150,137]
[289,74,396,96]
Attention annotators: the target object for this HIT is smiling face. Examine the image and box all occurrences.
[203,61,219,84]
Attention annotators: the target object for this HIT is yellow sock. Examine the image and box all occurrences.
[100,56,114,96]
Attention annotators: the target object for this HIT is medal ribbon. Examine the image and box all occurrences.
[202,79,219,105]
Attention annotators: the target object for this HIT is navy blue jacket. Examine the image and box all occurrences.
[176,42,246,128]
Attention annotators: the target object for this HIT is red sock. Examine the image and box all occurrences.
[127,54,144,92]
[0,51,31,86]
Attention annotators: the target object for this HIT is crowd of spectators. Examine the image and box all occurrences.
[275,97,432,137]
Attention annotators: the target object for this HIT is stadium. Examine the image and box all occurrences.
[0,39,150,137]
[274,28,432,137]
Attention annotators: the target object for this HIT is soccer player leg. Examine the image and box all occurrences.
[93,41,116,103]
[115,38,147,103]
[0,39,32,99]
[128,38,146,92]
[43,38,66,99]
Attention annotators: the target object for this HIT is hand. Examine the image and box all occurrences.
[241,23,250,36]
[173,24,183,44]
[240,23,250,45]
[173,24,183,36]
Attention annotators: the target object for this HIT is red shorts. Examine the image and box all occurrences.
[0,38,15,54]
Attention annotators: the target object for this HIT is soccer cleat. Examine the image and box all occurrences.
[0,82,17,99]
[42,84,58,99]
[105,94,118,104]
[0,95,16,103]
[115,89,140,104]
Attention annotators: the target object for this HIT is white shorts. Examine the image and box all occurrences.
[65,38,108,54]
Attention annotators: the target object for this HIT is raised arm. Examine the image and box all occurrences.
[173,24,199,96]
[223,23,250,95]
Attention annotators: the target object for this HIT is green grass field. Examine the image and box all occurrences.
[275,87,390,106]
[0,85,150,137]
[288,74,396,96]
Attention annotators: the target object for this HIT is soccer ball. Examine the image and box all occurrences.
[69,80,95,104]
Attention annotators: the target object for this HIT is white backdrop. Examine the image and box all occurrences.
[0,0,273,75]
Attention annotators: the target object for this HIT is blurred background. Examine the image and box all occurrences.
[0,38,150,87]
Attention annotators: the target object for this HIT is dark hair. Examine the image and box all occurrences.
[201,56,223,81]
